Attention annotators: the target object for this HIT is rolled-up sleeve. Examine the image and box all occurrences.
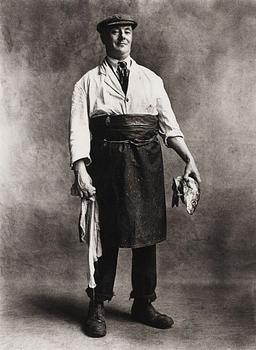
[69,82,91,168]
[156,78,184,146]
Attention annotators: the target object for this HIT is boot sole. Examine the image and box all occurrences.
[131,313,174,329]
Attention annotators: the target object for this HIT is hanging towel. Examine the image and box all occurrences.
[71,178,102,289]
[79,195,102,288]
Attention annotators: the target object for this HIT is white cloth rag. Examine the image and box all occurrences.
[79,196,102,288]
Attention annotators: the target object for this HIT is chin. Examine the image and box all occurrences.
[109,48,130,59]
[116,48,130,56]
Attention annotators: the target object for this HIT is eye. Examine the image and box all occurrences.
[110,29,119,35]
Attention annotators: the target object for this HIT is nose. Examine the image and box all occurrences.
[118,30,126,40]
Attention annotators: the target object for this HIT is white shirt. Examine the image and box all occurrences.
[69,57,184,167]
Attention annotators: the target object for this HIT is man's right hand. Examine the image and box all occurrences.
[73,159,96,199]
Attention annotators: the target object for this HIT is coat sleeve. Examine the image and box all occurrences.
[155,78,184,146]
[69,81,91,168]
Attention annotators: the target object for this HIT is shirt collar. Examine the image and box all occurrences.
[99,57,136,75]
[106,55,132,71]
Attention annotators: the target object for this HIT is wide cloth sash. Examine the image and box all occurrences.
[88,114,166,248]
[90,114,158,142]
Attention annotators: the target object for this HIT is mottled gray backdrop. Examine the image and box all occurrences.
[1,0,256,316]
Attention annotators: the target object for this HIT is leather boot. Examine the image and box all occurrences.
[131,299,174,329]
[84,300,106,337]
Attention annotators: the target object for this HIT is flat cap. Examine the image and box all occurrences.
[97,14,137,33]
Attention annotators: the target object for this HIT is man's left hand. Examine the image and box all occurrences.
[184,159,201,184]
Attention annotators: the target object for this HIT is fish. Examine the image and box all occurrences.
[172,176,200,215]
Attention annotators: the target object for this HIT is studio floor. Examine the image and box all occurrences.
[1,264,256,350]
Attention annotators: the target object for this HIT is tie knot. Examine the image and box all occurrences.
[118,61,127,69]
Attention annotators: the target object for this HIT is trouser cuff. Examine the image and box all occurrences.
[129,291,157,302]
[86,287,114,302]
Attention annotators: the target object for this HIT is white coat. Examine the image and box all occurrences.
[69,57,184,167]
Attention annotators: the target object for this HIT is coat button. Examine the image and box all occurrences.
[125,98,129,102]
[105,116,110,126]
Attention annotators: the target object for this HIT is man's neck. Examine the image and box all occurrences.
[107,55,131,70]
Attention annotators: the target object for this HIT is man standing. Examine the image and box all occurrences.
[69,14,201,338]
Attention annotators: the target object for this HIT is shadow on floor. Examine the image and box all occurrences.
[2,282,256,349]
[18,292,132,332]
[26,293,87,325]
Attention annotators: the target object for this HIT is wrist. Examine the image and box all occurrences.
[184,155,192,163]
[73,159,86,172]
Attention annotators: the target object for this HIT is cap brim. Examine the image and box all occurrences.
[97,21,137,33]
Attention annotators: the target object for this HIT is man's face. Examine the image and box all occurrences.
[102,25,133,59]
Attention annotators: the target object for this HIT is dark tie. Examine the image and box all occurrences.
[117,61,129,94]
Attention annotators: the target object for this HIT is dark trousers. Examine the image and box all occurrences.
[86,244,157,302]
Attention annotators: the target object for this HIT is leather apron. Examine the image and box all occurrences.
[88,114,166,248]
